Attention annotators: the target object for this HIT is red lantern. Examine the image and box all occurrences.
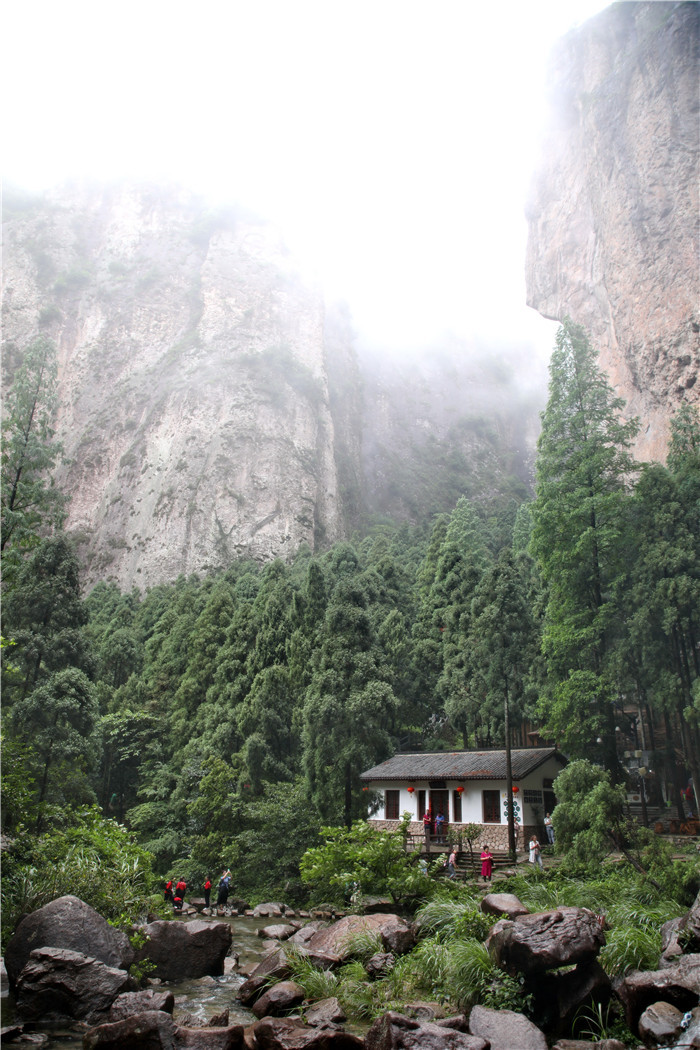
[407,786,415,793]
[456,786,464,794]
[512,785,519,793]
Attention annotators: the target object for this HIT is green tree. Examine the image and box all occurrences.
[300,816,431,907]
[553,758,664,887]
[530,320,639,776]
[302,573,398,827]
[1,536,94,705]
[11,667,99,823]
[1,336,66,582]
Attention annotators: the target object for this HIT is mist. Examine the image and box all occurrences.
[3,0,612,365]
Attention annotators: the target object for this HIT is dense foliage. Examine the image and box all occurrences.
[1,321,699,925]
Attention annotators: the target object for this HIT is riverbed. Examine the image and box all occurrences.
[1,914,270,1047]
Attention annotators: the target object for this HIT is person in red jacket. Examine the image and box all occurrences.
[204,876,212,909]
[173,877,187,912]
[164,879,174,902]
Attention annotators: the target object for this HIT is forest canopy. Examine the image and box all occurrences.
[1,321,699,900]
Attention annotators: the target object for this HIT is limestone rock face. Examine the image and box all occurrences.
[2,183,343,590]
[526,2,699,462]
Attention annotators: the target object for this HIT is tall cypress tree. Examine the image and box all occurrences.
[530,320,639,776]
[1,336,66,585]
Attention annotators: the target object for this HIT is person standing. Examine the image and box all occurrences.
[204,876,212,909]
[173,876,187,912]
[480,844,493,882]
[164,878,174,903]
[423,807,433,849]
[434,809,446,845]
[544,813,555,845]
[217,869,231,906]
[447,846,457,879]
[529,835,543,869]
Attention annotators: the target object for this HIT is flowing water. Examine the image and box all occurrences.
[1,914,270,1047]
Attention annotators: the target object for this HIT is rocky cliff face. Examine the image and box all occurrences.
[3,183,546,590]
[526,1,699,461]
[2,184,343,589]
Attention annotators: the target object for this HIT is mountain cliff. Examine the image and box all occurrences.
[526,1,699,461]
[3,183,542,589]
[3,183,343,589]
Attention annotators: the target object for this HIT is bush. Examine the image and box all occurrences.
[1,805,160,950]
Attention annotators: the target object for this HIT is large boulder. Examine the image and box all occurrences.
[134,919,232,981]
[238,948,292,1005]
[14,946,130,1023]
[4,895,133,986]
[487,907,605,975]
[365,1011,486,1049]
[468,1005,548,1050]
[616,953,700,1034]
[304,914,414,960]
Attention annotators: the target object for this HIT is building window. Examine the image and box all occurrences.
[483,789,501,823]
[418,789,426,819]
[453,790,463,822]
[524,789,543,805]
[385,790,400,820]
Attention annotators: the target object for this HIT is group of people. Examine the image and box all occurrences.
[477,812,555,882]
[163,868,232,911]
[422,807,447,844]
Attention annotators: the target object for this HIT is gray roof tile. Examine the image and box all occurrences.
[360,748,564,782]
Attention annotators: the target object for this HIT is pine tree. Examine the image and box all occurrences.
[530,320,639,776]
[1,336,66,584]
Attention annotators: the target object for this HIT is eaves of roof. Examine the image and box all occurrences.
[359,748,565,782]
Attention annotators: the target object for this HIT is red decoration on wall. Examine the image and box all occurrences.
[512,785,519,793]
[456,786,464,793]
[407,786,415,793]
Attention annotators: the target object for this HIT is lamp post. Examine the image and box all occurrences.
[505,687,516,862]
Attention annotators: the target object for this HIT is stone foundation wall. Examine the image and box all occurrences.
[373,820,536,852]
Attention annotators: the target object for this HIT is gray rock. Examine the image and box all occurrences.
[304,914,415,960]
[617,954,700,1033]
[4,895,133,986]
[253,902,286,918]
[134,919,232,981]
[366,952,395,978]
[480,893,530,920]
[469,1004,547,1050]
[14,947,130,1023]
[304,997,346,1026]
[109,987,174,1019]
[251,1016,364,1047]
[83,1010,178,1048]
[258,924,298,941]
[487,907,605,974]
[252,979,306,1018]
[365,1010,486,1048]
[638,1000,684,1045]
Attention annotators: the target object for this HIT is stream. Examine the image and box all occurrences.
[1,914,270,1047]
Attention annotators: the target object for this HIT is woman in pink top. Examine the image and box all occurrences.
[480,845,493,882]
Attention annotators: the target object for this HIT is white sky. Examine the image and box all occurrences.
[3,0,613,354]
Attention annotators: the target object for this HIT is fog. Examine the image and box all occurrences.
[3,0,612,359]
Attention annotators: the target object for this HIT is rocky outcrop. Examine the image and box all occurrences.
[526,1,699,462]
[2,183,344,590]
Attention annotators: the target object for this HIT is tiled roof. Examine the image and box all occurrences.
[360,748,564,782]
